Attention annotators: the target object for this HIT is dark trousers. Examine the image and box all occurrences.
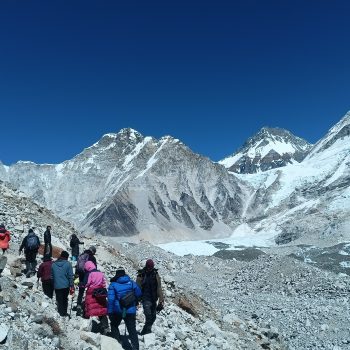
[25,251,37,276]
[142,300,157,332]
[42,280,54,299]
[44,243,52,258]
[55,288,69,316]
[109,313,139,350]
[1,248,7,254]
[77,271,85,306]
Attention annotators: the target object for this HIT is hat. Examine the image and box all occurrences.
[43,255,52,262]
[145,259,154,270]
[28,228,34,233]
[60,251,69,259]
[114,267,126,280]
[89,246,97,254]
[0,223,5,229]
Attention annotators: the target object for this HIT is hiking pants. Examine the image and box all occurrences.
[77,271,85,306]
[44,243,52,258]
[25,251,37,274]
[55,288,69,316]
[142,300,157,332]
[109,313,139,350]
[42,279,54,299]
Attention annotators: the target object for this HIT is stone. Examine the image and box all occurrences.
[80,331,101,347]
[143,333,156,347]
[100,335,123,350]
[0,323,9,343]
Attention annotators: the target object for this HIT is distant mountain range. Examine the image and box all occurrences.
[0,111,349,245]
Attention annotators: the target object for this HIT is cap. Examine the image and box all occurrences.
[146,259,154,269]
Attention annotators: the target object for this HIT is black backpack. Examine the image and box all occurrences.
[26,235,39,251]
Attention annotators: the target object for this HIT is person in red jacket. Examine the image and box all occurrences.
[83,261,109,334]
[0,224,11,255]
[37,255,54,298]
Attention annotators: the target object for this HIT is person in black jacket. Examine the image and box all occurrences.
[136,259,164,335]
[43,225,52,258]
[19,229,41,278]
[75,246,97,315]
[70,234,84,261]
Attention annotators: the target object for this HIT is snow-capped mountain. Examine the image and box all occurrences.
[0,112,349,246]
[219,127,312,173]
[0,129,247,242]
[239,112,350,244]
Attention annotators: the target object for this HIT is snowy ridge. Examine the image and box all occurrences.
[0,111,349,246]
[220,127,312,173]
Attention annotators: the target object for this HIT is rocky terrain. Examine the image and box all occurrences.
[0,180,287,350]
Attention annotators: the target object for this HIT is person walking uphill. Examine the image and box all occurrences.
[137,259,164,335]
[108,267,142,350]
[19,228,40,278]
[76,246,97,314]
[83,261,109,333]
[70,233,84,261]
[37,255,54,298]
[51,251,74,316]
[43,225,52,258]
[0,224,11,255]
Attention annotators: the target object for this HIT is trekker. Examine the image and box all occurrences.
[0,224,11,255]
[108,267,142,350]
[19,228,40,278]
[136,259,164,335]
[70,233,84,261]
[43,225,52,258]
[37,255,54,298]
[83,261,109,334]
[51,251,74,316]
[76,246,97,313]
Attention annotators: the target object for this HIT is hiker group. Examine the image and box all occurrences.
[1,224,165,349]
[34,229,163,350]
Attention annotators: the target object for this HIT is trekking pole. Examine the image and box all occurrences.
[69,289,75,319]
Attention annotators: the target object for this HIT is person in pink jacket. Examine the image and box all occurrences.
[83,261,109,333]
[0,224,11,255]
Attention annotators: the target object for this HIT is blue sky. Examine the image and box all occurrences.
[0,0,349,164]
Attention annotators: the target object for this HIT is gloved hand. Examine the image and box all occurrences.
[74,277,79,286]
[156,301,164,313]
[69,287,75,295]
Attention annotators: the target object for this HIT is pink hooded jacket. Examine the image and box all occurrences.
[84,261,107,289]
[84,261,107,317]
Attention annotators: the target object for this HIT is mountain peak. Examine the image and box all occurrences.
[219,126,312,173]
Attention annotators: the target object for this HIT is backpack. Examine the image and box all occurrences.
[92,287,108,298]
[26,235,39,251]
[119,282,137,318]
[76,252,89,272]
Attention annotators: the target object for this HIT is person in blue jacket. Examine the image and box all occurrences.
[108,267,142,350]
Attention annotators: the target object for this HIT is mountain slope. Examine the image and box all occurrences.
[0,129,248,242]
[239,112,350,245]
[220,127,312,173]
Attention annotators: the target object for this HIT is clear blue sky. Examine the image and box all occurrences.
[0,0,349,165]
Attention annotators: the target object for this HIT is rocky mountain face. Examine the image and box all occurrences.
[0,129,247,242]
[240,112,350,245]
[0,112,349,247]
[219,127,312,173]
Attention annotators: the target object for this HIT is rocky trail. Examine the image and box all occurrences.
[0,231,289,350]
